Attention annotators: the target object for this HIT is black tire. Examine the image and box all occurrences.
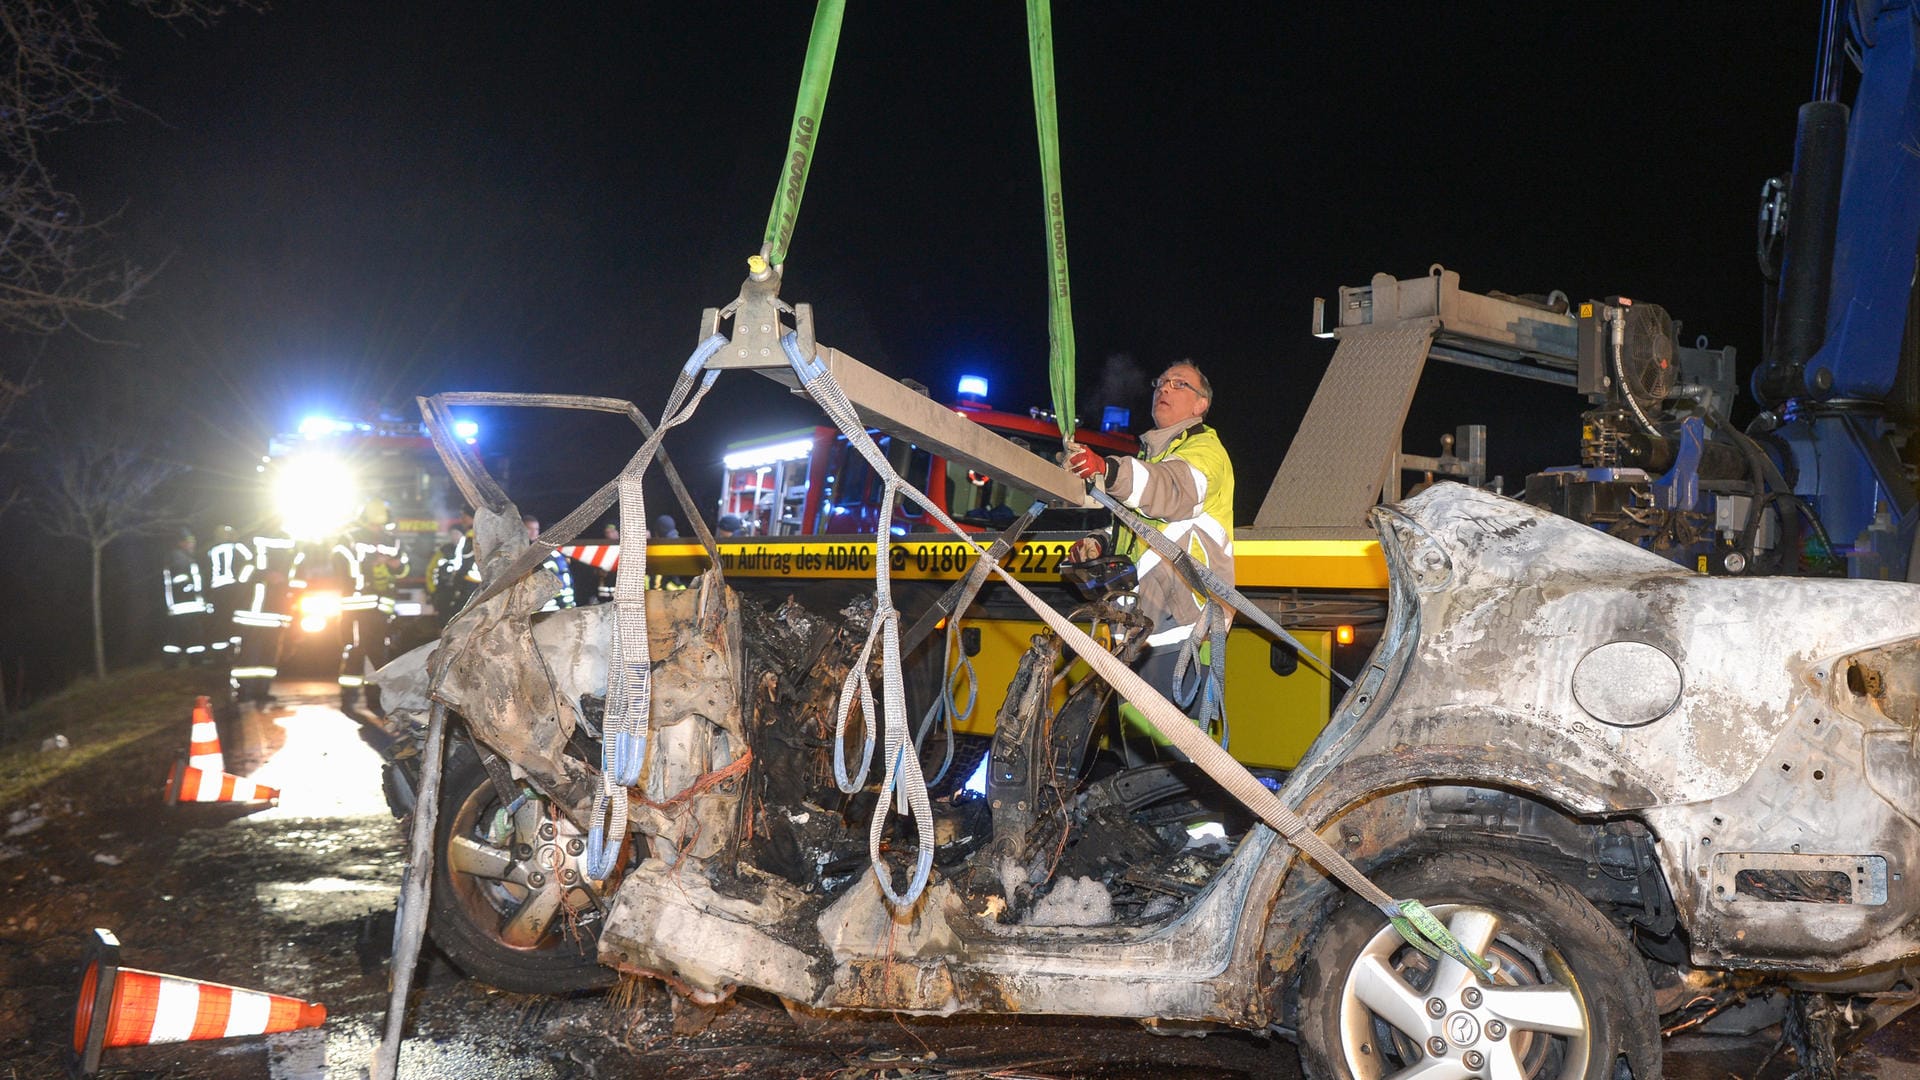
[425,745,613,994]
[1295,848,1659,1080]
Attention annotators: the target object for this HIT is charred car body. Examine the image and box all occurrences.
[379,480,1920,1078]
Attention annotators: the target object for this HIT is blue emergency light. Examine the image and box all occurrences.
[298,415,354,438]
[454,420,480,443]
[1102,405,1131,432]
[957,375,989,399]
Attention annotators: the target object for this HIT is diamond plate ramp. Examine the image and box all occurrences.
[1252,318,1439,535]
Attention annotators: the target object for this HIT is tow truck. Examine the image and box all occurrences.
[542,372,1381,777]
[625,371,1393,776]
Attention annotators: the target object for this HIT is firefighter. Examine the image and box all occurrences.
[161,528,209,666]
[1067,360,1235,720]
[230,529,298,705]
[202,526,256,666]
[522,514,575,610]
[428,508,479,627]
[333,499,409,713]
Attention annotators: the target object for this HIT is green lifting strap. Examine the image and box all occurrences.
[761,0,846,270]
[1025,0,1077,441]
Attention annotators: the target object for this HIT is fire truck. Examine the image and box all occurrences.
[261,412,484,663]
[716,376,1137,538]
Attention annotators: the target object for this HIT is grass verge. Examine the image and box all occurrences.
[0,666,226,808]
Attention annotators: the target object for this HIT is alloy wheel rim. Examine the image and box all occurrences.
[1335,902,1592,1079]
[444,777,599,952]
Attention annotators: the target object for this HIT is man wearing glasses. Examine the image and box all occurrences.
[1066,360,1236,723]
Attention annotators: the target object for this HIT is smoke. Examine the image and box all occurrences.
[1082,352,1148,426]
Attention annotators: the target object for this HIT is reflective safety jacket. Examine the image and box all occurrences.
[332,523,410,615]
[1109,418,1235,648]
[204,537,257,594]
[428,527,481,621]
[429,529,480,594]
[232,534,298,632]
[541,551,575,611]
[163,549,206,616]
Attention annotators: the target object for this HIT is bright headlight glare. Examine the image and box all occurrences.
[298,590,342,618]
[275,456,357,539]
[297,590,340,634]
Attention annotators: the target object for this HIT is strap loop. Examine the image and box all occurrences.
[1388,899,1496,983]
[583,333,728,881]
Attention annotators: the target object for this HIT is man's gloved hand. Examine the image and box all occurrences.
[1067,533,1107,564]
[1066,441,1109,482]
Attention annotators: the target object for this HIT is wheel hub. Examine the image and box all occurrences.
[450,786,601,951]
[508,814,594,910]
[1445,1010,1480,1047]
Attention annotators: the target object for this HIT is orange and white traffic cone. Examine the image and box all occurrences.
[165,759,279,805]
[186,696,224,773]
[71,928,326,1076]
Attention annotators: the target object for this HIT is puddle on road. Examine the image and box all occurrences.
[234,703,395,822]
[255,876,399,925]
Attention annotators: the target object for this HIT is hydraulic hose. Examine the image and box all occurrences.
[1610,307,1662,438]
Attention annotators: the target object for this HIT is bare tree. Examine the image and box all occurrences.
[0,366,28,516]
[0,0,250,335]
[31,440,184,677]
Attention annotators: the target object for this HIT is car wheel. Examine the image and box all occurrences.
[426,745,614,994]
[1296,848,1657,1079]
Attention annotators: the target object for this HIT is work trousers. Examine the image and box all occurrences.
[231,622,284,704]
[205,587,244,660]
[338,607,392,711]
[163,611,209,666]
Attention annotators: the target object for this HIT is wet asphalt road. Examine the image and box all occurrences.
[7,678,1920,1077]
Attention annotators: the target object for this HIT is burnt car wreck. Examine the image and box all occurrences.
[379,475,1920,1078]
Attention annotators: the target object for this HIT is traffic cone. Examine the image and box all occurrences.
[186,695,224,773]
[165,759,279,805]
[70,928,326,1076]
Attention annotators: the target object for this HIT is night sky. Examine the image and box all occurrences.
[5,1,1822,685]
